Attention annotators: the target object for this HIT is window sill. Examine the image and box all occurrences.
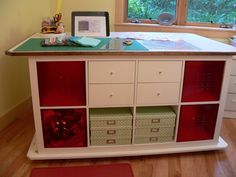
[114,22,236,38]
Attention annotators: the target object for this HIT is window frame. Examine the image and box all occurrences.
[125,0,224,27]
[115,0,236,38]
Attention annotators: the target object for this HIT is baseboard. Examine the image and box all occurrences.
[224,110,236,119]
[0,97,32,131]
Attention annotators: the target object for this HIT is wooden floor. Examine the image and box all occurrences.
[0,102,236,177]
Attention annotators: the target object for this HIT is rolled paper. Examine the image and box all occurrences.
[56,0,62,14]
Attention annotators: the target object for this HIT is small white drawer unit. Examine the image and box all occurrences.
[88,61,135,106]
[137,61,182,105]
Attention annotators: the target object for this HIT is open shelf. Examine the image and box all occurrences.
[182,61,225,102]
[177,104,219,142]
[41,108,87,148]
[37,61,86,106]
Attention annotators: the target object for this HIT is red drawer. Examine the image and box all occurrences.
[41,109,87,148]
[177,104,218,142]
[37,61,86,106]
[182,61,224,102]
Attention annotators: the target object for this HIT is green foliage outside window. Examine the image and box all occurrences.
[128,0,176,20]
[187,0,236,24]
[128,0,236,24]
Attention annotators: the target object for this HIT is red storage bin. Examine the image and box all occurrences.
[41,109,87,148]
[177,104,218,142]
[182,61,224,102]
[37,61,86,106]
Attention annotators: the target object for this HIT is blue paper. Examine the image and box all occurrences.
[69,36,101,47]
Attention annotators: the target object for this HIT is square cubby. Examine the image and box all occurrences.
[41,108,87,148]
[37,61,86,106]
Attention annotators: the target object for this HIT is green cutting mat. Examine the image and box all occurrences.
[14,38,148,51]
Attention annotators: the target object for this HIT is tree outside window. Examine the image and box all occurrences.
[187,0,236,24]
[128,0,176,20]
[128,0,236,25]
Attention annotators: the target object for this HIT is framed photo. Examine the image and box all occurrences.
[71,11,110,37]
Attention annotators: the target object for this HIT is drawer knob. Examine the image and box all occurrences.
[158,71,163,75]
[109,93,114,98]
[157,92,161,96]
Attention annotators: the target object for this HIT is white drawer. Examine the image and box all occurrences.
[228,76,236,93]
[231,60,236,75]
[89,84,134,106]
[89,61,135,83]
[225,94,236,111]
[138,61,182,82]
[137,83,180,104]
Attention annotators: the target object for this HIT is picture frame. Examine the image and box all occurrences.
[71,11,110,37]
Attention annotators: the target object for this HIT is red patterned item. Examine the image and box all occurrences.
[41,109,87,148]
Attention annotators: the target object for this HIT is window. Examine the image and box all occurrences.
[187,0,236,24]
[127,0,236,25]
[128,0,176,20]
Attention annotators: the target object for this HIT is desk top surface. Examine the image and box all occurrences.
[6,32,236,56]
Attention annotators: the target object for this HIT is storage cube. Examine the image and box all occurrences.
[41,109,87,148]
[134,106,176,144]
[89,108,133,146]
[182,61,224,102]
[177,104,218,142]
[37,61,86,106]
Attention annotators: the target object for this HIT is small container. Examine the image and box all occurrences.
[134,136,174,144]
[135,106,176,127]
[90,108,133,128]
[90,127,132,139]
[90,137,132,146]
[135,126,175,137]
[89,108,133,146]
[134,106,176,144]
[230,38,236,47]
